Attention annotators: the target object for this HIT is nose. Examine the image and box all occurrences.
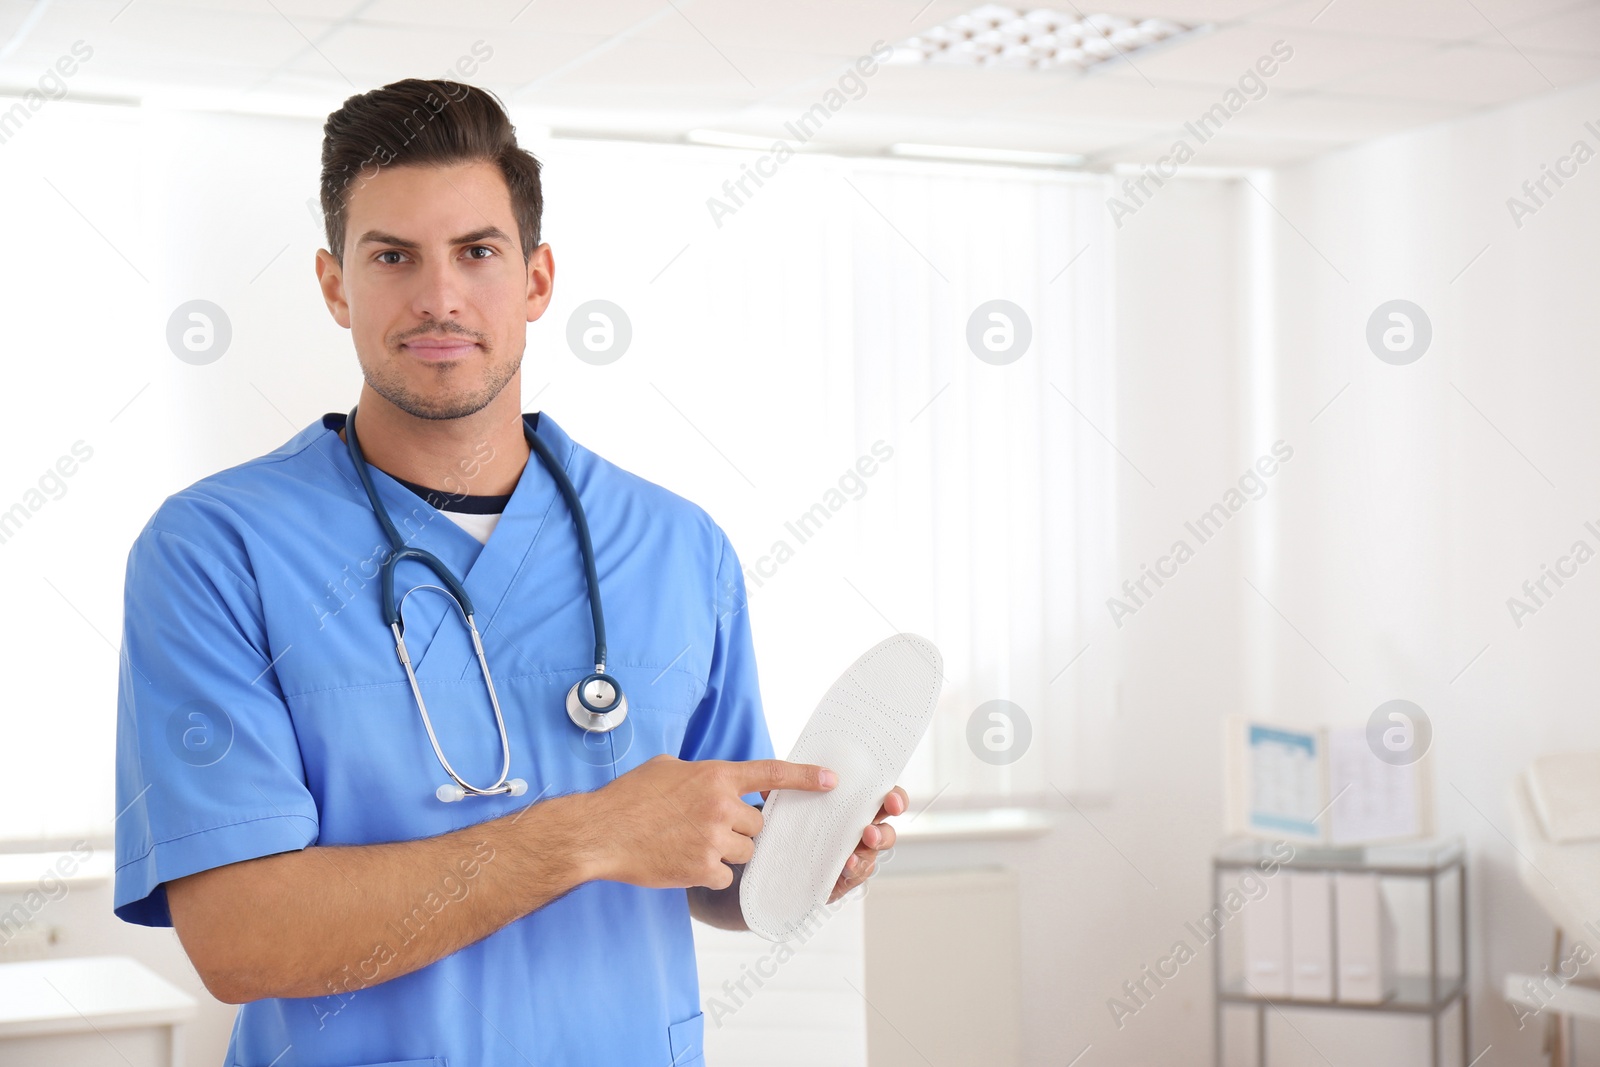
[411,254,468,322]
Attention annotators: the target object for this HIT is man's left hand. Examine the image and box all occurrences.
[827,785,906,903]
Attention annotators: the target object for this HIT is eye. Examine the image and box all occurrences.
[377,250,406,265]
[465,245,495,260]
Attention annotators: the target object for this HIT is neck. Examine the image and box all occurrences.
[348,379,531,497]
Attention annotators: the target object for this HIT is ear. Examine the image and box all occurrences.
[525,242,555,323]
[314,247,351,329]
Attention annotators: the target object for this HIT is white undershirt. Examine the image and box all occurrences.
[437,510,502,545]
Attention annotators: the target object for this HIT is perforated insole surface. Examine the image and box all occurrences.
[740,633,943,941]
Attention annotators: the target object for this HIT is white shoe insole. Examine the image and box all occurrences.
[740,633,943,941]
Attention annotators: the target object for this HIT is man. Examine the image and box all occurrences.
[114,78,906,1067]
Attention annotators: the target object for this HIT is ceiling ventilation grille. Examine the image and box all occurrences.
[889,5,1209,72]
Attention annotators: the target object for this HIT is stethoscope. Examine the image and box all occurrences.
[342,405,628,803]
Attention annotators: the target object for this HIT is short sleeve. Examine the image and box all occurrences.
[677,530,774,808]
[114,518,318,927]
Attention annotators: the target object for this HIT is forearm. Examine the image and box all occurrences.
[169,792,598,1003]
[687,863,749,931]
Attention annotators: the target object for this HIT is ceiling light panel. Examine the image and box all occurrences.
[890,5,1208,72]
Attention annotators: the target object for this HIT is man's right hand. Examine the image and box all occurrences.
[581,755,837,890]
[165,754,834,1003]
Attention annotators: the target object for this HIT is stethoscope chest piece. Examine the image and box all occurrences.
[567,670,628,734]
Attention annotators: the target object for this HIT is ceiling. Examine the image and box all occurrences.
[3,0,1599,168]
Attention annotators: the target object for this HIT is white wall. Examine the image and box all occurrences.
[1019,79,1600,1065]
[1258,78,1600,1064]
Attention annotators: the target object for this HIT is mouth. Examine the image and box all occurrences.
[402,337,479,362]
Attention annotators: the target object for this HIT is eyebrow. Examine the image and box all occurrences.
[355,226,514,250]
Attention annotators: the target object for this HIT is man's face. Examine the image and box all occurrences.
[315,159,553,421]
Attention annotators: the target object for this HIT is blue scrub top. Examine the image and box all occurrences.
[113,411,773,1067]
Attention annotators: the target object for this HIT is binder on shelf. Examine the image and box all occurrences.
[1241,870,1290,998]
[1213,838,1466,1067]
[1287,871,1334,1001]
[1335,871,1397,1003]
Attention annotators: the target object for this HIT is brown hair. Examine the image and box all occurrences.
[319,78,543,264]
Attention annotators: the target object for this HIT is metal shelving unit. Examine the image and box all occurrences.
[1211,837,1468,1067]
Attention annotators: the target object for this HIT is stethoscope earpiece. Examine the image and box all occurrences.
[436,777,526,803]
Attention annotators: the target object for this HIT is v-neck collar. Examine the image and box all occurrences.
[321,409,576,678]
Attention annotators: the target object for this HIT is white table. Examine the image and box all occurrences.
[0,956,196,1067]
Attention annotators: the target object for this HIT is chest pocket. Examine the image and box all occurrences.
[584,663,703,776]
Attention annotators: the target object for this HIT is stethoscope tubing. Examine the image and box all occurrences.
[342,404,622,801]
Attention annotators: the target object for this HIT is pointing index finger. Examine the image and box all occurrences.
[734,758,837,794]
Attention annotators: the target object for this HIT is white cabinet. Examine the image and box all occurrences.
[0,956,196,1067]
[863,868,1022,1067]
